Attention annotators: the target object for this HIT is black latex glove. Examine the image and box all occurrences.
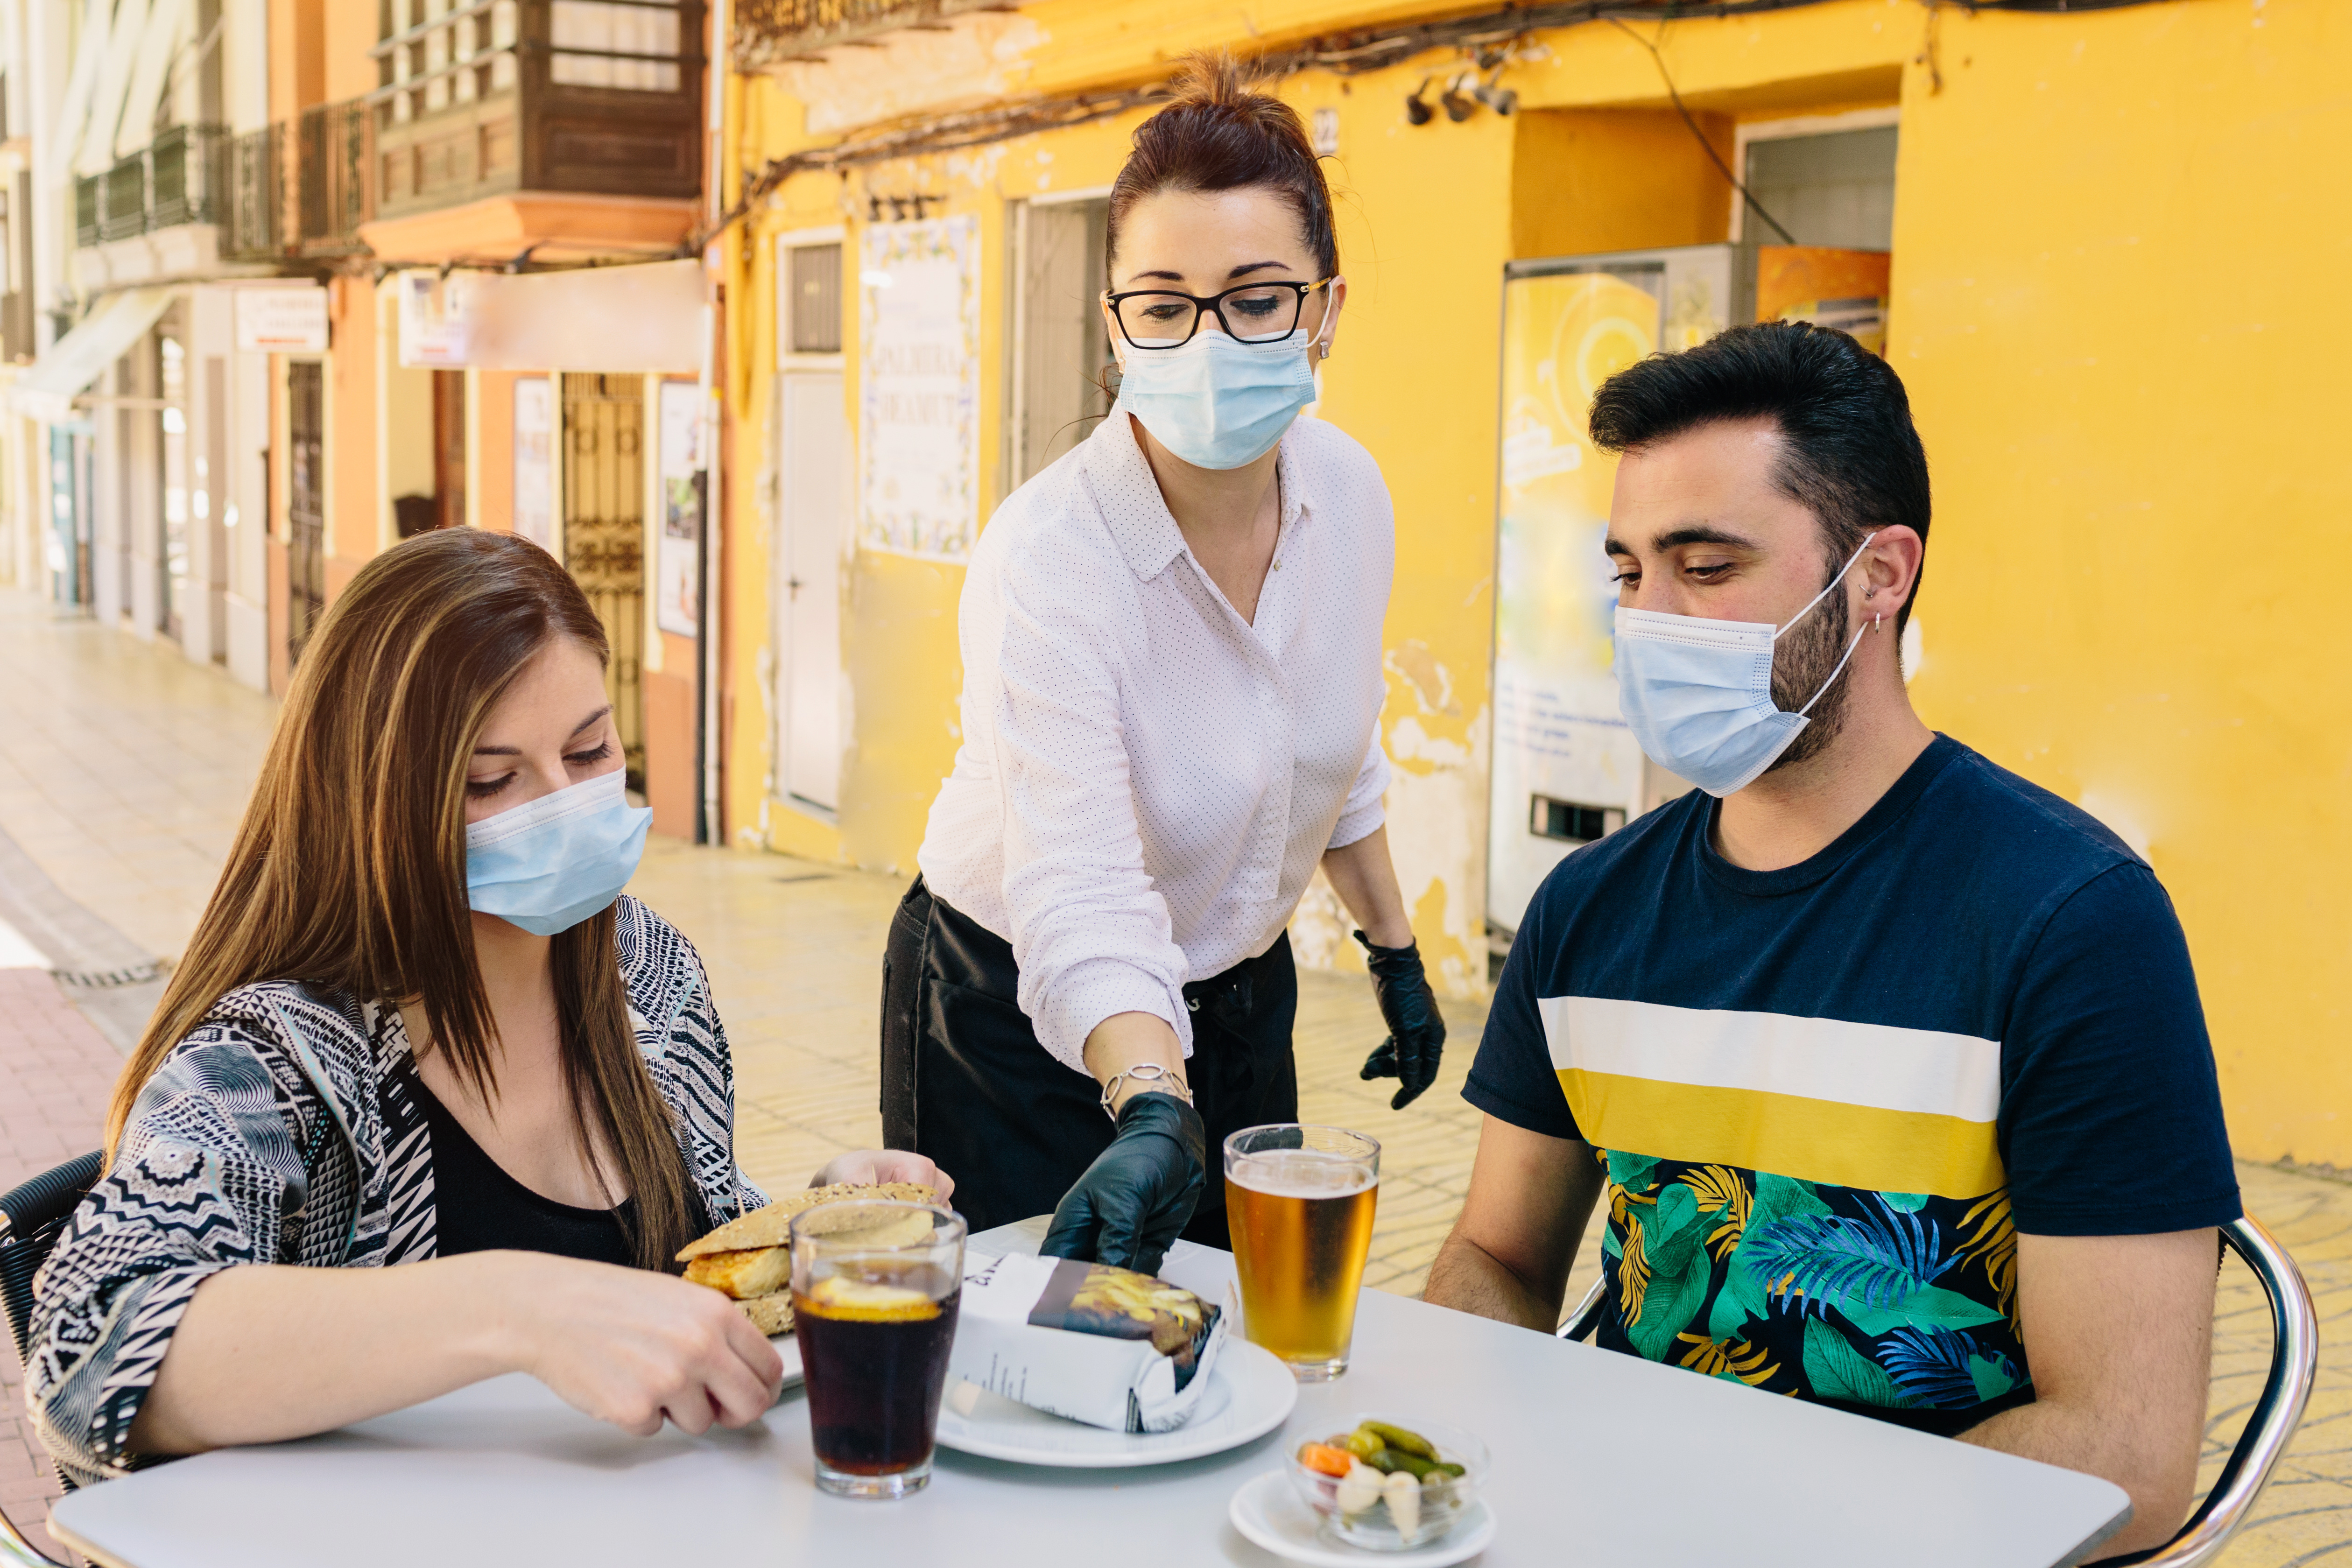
[1040,1091,1207,1278]
[1356,929,1447,1110]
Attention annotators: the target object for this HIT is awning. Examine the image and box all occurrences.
[9,287,176,423]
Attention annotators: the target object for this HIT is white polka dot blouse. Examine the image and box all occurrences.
[918,404,1394,1073]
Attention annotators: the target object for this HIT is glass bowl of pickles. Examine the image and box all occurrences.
[1288,1414,1489,1549]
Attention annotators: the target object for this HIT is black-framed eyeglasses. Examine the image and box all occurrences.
[1103,278,1333,350]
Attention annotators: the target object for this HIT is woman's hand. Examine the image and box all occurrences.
[501,1253,784,1437]
[811,1149,956,1203]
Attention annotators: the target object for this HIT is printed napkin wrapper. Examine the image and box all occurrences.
[947,1251,1226,1433]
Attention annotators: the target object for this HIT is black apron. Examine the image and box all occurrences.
[880,876,1298,1250]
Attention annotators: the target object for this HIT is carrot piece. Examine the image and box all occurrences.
[1298,1442,1354,1477]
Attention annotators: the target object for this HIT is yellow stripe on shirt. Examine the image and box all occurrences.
[1556,1069,2005,1199]
[1537,996,2007,1199]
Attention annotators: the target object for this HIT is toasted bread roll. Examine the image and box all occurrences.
[683,1245,790,1301]
[739,1294,795,1336]
[674,1181,937,1262]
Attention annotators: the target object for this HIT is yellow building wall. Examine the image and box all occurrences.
[1889,0,2352,1168]
[726,0,2352,1165]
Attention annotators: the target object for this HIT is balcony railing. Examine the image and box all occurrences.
[297,102,372,253]
[70,125,232,247]
[732,0,1003,68]
[225,124,286,261]
[370,0,704,223]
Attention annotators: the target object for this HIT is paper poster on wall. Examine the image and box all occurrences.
[513,378,554,552]
[655,381,705,637]
[858,216,980,562]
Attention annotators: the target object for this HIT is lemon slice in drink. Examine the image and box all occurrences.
[805,1275,940,1322]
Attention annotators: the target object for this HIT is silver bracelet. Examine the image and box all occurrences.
[1099,1061,1192,1119]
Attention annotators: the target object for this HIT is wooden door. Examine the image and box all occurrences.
[775,371,845,812]
[562,373,646,792]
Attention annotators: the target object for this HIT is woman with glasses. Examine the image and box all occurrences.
[882,51,1445,1276]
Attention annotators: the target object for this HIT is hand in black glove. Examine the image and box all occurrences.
[1040,1090,1207,1278]
[1356,929,1446,1110]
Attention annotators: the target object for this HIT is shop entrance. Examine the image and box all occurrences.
[562,373,647,794]
[286,360,326,668]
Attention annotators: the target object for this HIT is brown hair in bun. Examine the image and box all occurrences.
[1107,50,1339,280]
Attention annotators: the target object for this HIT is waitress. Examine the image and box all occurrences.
[880,53,1444,1275]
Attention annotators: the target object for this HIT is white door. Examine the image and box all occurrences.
[776,372,847,811]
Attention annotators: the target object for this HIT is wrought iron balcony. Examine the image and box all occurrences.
[71,125,231,248]
[732,0,1007,70]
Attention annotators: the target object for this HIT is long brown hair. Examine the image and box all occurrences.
[107,529,697,1271]
[1107,50,1340,279]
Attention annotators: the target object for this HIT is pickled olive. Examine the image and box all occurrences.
[1360,1420,1437,1460]
[1361,1448,1402,1475]
[1298,1442,1352,1477]
[1341,1427,1385,1459]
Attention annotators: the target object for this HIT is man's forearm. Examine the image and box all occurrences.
[1423,1230,1563,1332]
[1959,1398,2191,1560]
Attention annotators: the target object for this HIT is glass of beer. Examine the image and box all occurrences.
[1224,1125,1380,1381]
[789,1200,965,1498]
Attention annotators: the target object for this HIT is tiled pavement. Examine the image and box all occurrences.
[0,585,2347,1563]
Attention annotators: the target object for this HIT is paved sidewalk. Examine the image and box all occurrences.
[0,588,2346,1564]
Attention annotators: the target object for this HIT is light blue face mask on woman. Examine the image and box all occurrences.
[465,769,652,936]
[1114,325,1323,471]
[1612,533,1878,799]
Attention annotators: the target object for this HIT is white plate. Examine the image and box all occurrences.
[1228,1470,1496,1567]
[935,1337,1296,1467]
[774,1333,803,1390]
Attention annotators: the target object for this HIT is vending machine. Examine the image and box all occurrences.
[1483,240,1891,949]
[1484,244,1732,943]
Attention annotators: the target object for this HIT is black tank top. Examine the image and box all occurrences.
[417,1078,637,1267]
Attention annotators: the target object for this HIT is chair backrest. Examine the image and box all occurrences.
[2107,1214,2319,1567]
[1557,1271,1607,1343]
[0,1151,103,1377]
[0,1150,102,1567]
[1556,1215,2318,1568]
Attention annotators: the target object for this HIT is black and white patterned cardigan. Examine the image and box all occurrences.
[25,896,768,1488]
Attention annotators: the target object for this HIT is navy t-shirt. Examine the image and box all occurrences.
[1466,734,2239,1434]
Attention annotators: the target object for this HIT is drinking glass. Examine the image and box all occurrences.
[789,1199,965,1498]
[1224,1125,1380,1381]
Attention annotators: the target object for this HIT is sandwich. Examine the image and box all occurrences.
[675,1180,937,1336]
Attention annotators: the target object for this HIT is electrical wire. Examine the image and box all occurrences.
[1604,16,1795,246]
[700,0,2187,255]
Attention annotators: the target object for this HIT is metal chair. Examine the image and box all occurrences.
[1,1150,103,1568]
[1555,1214,2318,1567]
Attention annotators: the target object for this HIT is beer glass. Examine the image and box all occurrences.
[789,1200,965,1498]
[1224,1125,1380,1381]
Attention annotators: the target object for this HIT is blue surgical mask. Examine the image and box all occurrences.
[464,769,651,936]
[1613,534,1878,798]
[1113,325,1321,470]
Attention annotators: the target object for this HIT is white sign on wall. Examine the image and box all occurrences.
[655,381,705,637]
[858,216,979,562]
[233,286,328,352]
[513,378,554,551]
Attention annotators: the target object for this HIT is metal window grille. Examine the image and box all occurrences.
[787,243,842,354]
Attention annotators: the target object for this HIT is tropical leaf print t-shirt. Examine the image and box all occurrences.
[1465,734,2240,1435]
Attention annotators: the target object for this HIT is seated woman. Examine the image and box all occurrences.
[27,528,946,1487]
